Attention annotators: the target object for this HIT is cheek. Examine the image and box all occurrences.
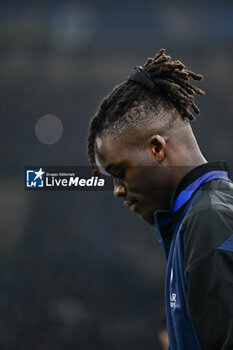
[126,168,160,191]
[141,167,173,192]
[125,169,148,191]
[126,168,172,208]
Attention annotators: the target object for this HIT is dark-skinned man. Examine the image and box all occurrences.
[87,49,233,350]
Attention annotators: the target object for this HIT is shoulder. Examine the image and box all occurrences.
[183,178,233,271]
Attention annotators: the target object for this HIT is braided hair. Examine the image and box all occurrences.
[87,49,205,175]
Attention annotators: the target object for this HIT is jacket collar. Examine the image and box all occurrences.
[154,161,229,233]
[171,161,229,215]
[153,161,230,258]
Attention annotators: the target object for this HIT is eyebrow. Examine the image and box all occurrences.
[105,162,126,174]
[105,164,117,173]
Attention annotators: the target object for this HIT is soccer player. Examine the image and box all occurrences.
[87,49,233,349]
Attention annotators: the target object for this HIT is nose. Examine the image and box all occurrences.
[113,180,126,198]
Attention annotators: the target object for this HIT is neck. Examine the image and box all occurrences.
[167,126,207,189]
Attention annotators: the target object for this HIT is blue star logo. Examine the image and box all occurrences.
[26,168,45,188]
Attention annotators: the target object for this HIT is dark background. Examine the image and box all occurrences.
[0,1,232,349]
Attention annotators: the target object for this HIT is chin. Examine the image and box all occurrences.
[133,202,159,225]
[139,211,155,226]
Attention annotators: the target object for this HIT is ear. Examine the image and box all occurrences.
[147,134,166,163]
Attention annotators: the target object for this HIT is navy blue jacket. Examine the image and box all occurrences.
[154,161,233,350]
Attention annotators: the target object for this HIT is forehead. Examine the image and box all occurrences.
[95,132,138,168]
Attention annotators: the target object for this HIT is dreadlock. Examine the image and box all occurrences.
[87,48,205,176]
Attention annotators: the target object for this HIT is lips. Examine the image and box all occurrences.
[124,200,138,211]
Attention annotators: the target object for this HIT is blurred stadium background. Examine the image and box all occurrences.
[0,1,232,349]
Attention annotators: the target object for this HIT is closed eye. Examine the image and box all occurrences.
[105,163,126,180]
[115,169,125,179]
